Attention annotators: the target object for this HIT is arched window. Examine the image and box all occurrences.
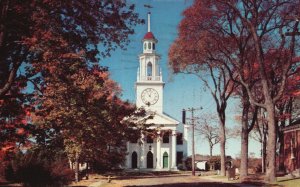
[147,62,152,77]
[144,43,147,50]
[153,43,155,50]
[147,151,153,168]
[148,42,151,50]
[132,152,138,168]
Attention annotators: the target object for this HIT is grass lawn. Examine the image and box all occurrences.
[205,173,300,187]
[205,175,238,182]
[209,175,227,179]
[69,172,300,187]
[268,177,300,187]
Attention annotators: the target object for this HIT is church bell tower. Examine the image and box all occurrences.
[136,12,164,113]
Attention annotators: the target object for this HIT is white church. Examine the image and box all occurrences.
[125,13,188,170]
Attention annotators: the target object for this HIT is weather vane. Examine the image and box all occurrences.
[144,4,153,32]
[144,4,153,9]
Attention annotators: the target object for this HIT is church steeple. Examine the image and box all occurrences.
[127,7,183,171]
[148,12,151,32]
[142,12,157,54]
[137,12,162,83]
[136,12,164,113]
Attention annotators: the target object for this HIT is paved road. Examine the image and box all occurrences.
[89,174,259,187]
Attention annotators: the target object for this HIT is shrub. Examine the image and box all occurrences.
[50,160,74,185]
[15,161,52,187]
[4,163,14,181]
[184,157,192,171]
[4,149,74,187]
[177,163,185,171]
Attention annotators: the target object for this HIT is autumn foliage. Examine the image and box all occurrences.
[0,0,144,183]
[169,0,300,183]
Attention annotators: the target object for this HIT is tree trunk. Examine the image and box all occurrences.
[263,123,267,173]
[240,95,250,181]
[219,122,226,176]
[240,120,249,181]
[0,0,9,48]
[278,130,285,172]
[75,152,80,183]
[86,162,89,179]
[259,108,267,174]
[262,126,267,173]
[265,104,277,182]
[210,144,213,157]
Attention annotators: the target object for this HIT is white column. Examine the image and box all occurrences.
[156,131,162,169]
[126,142,130,168]
[171,130,177,169]
[140,133,145,168]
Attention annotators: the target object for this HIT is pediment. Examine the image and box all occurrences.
[143,111,179,126]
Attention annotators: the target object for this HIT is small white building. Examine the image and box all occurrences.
[125,13,188,170]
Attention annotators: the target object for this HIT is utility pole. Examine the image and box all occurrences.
[183,107,202,176]
[191,108,195,176]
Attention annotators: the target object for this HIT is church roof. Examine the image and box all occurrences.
[143,31,156,40]
[145,112,179,126]
[128,110,179,127]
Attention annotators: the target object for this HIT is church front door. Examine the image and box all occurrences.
[163,152,168,168]
[147,151,153,168]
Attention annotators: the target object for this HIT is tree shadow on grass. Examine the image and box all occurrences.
[241,181,268,187]
[124,182,241,187]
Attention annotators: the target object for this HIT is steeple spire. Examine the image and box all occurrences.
[148,12,151,32]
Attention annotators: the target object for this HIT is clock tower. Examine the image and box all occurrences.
[126,11,188,171]
[136,12,164,113]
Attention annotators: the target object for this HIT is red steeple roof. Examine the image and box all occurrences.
[143,32,156,40]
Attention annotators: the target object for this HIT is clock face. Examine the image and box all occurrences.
[141,88,159,105]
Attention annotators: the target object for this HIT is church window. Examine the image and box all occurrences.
[148,42,151,49]
[176,152,183,166]
[163,132,169,143]
[176,133,183,145]
[147,135,153,143]
[130,136,138,143]
[144,43,147,50]
[130,138,138,143]
[147,62,152,77]
[130,130,139,143]
[153,43,155,50]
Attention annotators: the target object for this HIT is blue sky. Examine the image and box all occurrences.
[101,0,261,158]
